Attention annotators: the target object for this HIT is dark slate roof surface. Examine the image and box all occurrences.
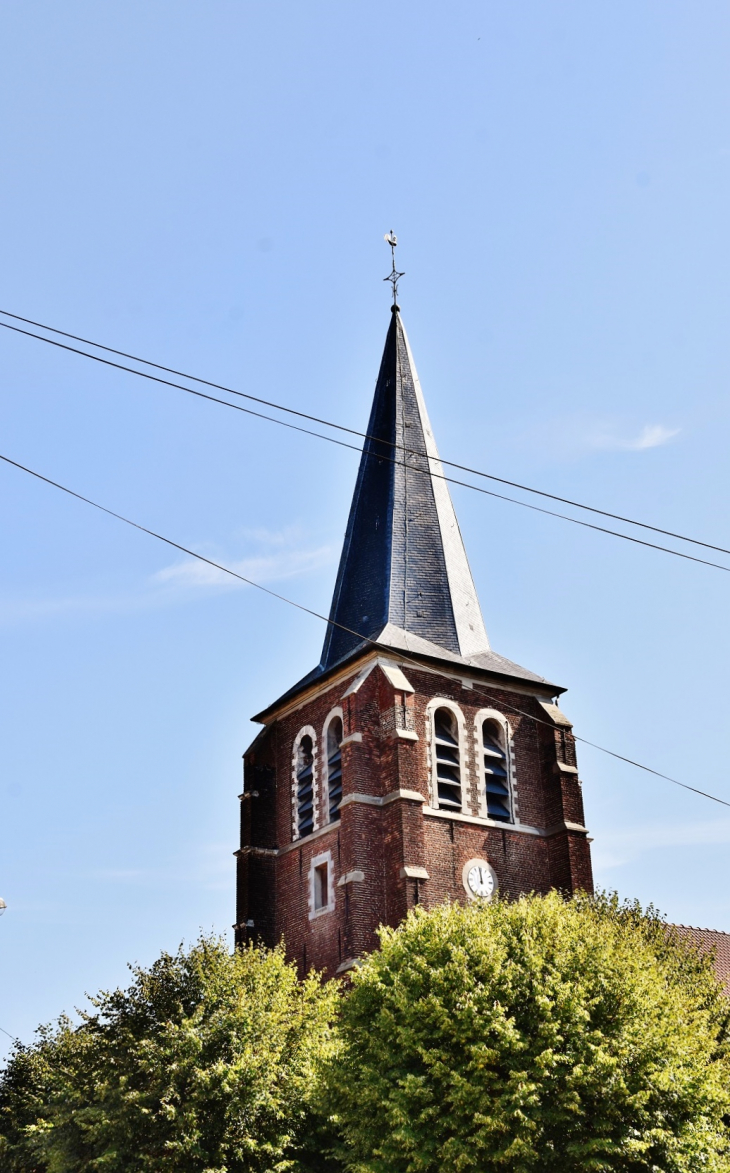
[253,309,563,722]
[320,308,490,671]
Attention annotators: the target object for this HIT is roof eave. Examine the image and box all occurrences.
[251,641,565,727]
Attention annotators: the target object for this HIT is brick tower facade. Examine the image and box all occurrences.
[235,305,593,976]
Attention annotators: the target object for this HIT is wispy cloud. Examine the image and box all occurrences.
[152,537,332,593]
[592,819,730,870]
[0,592,139,623]
[88,841,232,891]
[590,423,680,452]
[91,868,146,881]
[0,529,334,625]
[513,413,681,463]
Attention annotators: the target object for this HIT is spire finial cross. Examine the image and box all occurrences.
[383,230,405,308]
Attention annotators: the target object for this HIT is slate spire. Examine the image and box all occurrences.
[320,308,490,672]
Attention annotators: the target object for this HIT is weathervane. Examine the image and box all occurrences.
[383,230,405,308]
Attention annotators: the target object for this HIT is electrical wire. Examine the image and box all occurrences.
[1,447,728,811]
[4,306,722,556]
[1,317,730,575]
[2,308,730,557]
[454,686,730,810]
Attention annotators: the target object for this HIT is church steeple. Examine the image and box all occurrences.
[238,280,592,979]
[320,308,490,672]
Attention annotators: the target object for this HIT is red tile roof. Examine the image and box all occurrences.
[671,925,730,994]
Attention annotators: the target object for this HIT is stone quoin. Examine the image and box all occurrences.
[234,304,595,977]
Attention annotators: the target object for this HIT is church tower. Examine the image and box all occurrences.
[235,302,593,976]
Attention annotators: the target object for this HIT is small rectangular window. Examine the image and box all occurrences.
[313,862,328,910]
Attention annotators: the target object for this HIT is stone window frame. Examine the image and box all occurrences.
[473,708,518,824]
[322,706,344,825]
[291,725,319,841]
[308,849,336,920]
[425,697,471,814]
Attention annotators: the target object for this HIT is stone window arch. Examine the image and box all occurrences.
[292,726,318,840]
[426,698,467,812]
[323,707,344,823]
[474,709,514,823]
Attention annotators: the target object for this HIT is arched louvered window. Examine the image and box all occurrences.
[296,735,315,837]
[433,707,462,811]
[326,717,343,822]
[482,720,512,822]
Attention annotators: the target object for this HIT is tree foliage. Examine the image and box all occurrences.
[0,935,339,1173]
[324,892,730,1173]
[3,896,729,1173]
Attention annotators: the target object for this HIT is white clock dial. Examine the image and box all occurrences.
[467,863,494,899]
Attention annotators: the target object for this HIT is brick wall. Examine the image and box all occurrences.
[235,655,593,976]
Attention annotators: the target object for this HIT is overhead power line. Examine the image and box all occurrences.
[3,307,728,557]
[1,313,730,575]
[1,447,728,812]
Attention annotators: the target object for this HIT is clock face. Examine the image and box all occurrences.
[467,863,495,899]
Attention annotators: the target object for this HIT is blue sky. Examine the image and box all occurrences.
[2,1,730,1053]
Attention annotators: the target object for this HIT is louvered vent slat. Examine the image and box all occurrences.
[433,708,462,812]
[326,717,343,822]
[296,735,315,837]
[482,722,511,822]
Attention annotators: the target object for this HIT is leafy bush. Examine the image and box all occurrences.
[4,896,729,1173]
[324,892,730,1172]
[0,935,339,1173]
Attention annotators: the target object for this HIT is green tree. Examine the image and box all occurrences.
[325,892,730,1172]
[0,1021,82,1173]
[0,935,339,1173]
